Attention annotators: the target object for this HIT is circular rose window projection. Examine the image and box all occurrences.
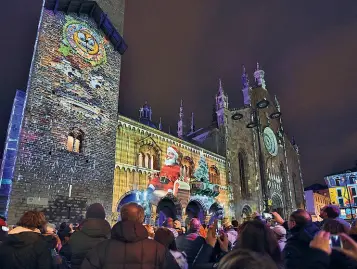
[263,127,278,156]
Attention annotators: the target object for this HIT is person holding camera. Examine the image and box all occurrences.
[308,231,357,269]
[280,209,320,269]
[319,219,357,269]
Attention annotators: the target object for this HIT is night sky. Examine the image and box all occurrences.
[1,0,357,186]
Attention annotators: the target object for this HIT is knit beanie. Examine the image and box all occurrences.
[86,203,106,219]
[189,218,201,232]
[0,218,7,227]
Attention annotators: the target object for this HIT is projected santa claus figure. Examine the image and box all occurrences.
[148,145,182,194]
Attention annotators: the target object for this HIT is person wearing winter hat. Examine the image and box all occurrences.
[69,203,111,269]
[223,219,238,247]
[272,225,287,251]
[85,203,106,219]
[164,218,179,238]
[176,218,206,265]
[81,202,167,269]
[0,216,8,244]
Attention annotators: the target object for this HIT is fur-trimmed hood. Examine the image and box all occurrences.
[5,226,43,249]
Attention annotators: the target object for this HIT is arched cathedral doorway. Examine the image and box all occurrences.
[271,193,284,218]
[156,194,182,226]
[208,203,224,226]
[116,191,145,221]
[241,205,253,221]
[186,200,205,225]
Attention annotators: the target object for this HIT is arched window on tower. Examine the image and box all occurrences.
[181,156,195,178]
[292,172,301,208]
[238,152,249,198]
[137,144,160,170]
[138,153,144,167]
[150,155,154,169]
[66,128,84,153]
[144,153,150,168]
[209,165,220,185]
[280,162,291,212]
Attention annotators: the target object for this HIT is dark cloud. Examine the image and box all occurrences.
[1,0,357,186]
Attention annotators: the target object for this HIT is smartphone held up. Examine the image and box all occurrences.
[330,234,343,248]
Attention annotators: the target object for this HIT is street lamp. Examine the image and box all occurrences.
[232,98,281,213]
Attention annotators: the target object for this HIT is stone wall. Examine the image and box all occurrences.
[225,107,262,220]
[7,9,122,224]
[285,140,305,209]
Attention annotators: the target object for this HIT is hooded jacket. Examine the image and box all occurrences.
[176,230,206,265]
[69,218,111,269]
[81,220,167,269]
[0,226,52,269]
[283,222,320,269]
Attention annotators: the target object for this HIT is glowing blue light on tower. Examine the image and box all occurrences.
[0,90,26,217]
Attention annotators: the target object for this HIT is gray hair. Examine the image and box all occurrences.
[45,223,56,231]
[120,203,145,223]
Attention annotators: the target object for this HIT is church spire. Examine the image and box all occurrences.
[179,99,184,120]
[159,117,162,131]
[190,112,195,133]
[274,95,281,112]
[241,65,251,106]
[216,79,228,127]
[291,136,299,153]
[139,101,152,120]
[177,100,184,138]
[218,78,224,94]
[254,62,266,89]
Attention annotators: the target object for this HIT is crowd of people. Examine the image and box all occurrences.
[1,203,357,269]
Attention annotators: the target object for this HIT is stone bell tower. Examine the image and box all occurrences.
[2,0,127,223]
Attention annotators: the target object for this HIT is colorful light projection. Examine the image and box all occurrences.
[146,145,191,205]
[325,173,357,220]
[0,91,26,217]
[62,20,107,66]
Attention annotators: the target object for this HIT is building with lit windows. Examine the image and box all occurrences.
[324,163,357,220]
[305,184,330,221]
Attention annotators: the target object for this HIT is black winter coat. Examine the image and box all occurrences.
[69,218,111,269]
[176,232,206,265]
[80,220,167,269]
[283,222,320,269]
[0,226,52,269]
[192,243,226,269]
[59,242,71,262]
[305,248,330,269]
[164,251,182,269]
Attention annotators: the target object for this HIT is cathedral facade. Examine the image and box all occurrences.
[113,64,305,224]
